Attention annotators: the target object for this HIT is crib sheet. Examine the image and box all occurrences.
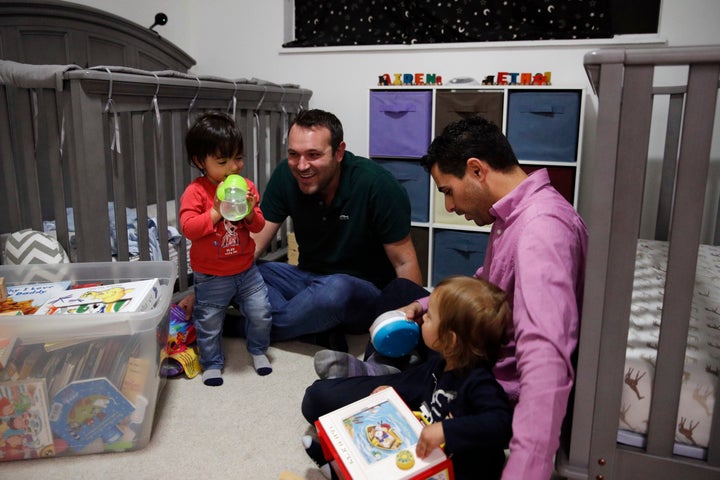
[41,201,190,269]
[618,239,720,456]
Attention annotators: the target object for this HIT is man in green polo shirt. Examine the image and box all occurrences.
[253,109,422,351]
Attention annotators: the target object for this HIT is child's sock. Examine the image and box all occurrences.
[252,354,272,376]
[313,350,400,379]
[202,368,223,386]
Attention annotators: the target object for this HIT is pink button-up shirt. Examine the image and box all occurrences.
[420,169,587,479]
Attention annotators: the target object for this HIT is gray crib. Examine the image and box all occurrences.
[0,63,311,292]
[557,46,720,479]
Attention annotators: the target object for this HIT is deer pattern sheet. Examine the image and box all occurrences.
[621,239,720,450]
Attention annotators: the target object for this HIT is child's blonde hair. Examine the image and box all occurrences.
[430,275,511,370]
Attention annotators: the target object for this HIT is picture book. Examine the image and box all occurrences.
[0,378,55,461]
[316,387,453,480]
[49,377,135,451]
[0,281,71,315]
[36,279,161,315]
[120,356,151,403]
[0,336,18,370]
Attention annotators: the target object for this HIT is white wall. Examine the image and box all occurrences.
[71,0,720,236]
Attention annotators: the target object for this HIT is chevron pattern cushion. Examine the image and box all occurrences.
[3,229,69,265]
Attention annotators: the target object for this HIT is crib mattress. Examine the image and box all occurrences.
[618,239,720,456]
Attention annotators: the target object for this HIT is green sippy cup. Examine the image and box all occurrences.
[216,174,249,221]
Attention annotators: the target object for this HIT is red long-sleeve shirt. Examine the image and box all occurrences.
[179,176,265,276]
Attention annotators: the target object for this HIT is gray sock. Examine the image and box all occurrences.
[202,368,223,386]
[252,354,272,376]
[313,350,400,379]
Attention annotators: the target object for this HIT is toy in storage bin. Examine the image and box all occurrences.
[0,261,176,462]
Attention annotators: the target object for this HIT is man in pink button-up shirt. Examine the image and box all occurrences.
[303,116,587,479]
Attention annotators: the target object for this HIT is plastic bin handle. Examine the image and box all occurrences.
[380,103,417,113]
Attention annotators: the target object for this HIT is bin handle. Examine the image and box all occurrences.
[520,104,566,114]
[380,103,417,113]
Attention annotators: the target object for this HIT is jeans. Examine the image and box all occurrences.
[192,264,272,370]
[257,262,381,341]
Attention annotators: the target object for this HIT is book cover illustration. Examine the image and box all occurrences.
[317,387,452,480]
[49,377,135,451]
[0,379,55,461]
[36,279,160,315]
[344,399,419,465]
[0,281,72,315]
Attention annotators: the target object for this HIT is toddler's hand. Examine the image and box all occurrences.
[399,301,425,325]
[415,423,445,459]
[246,191,258,210]
[371,385,390,395]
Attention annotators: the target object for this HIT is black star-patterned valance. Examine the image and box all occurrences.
[284,0,614,48]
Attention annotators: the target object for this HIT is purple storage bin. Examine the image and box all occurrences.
[369,90,432,158]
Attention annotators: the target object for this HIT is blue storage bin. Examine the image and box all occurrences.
[375,159,430,222]
[506,90,581,163]
[432,229,489,286]
[369,90,432,158]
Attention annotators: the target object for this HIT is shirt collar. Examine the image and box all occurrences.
[490,168,551,223]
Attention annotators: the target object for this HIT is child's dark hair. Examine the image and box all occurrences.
[431,276,511,370]
[185,111,243,168]
[420,115,518,179]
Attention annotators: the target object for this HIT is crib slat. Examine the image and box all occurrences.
[654,92,684,241]
[587,63,656,478]
[567,59,625,469]
[0,85,22,232]
[112,112,131,262]
[647,61,720,456]
[155,111,171,262]
[67,79,112,262]
[9,87,44,230]
[43,89,73,257]
[171,110,191,291]
[132,113,151,262]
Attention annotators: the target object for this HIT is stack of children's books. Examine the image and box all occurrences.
[316,387,454,480]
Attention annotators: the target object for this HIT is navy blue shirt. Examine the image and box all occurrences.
[261,150,411,288]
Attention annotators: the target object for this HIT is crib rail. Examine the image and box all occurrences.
[559,46,720,479]
[0,63,311,292]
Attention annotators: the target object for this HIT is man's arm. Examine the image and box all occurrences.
[252,220,282,260]
[383,234,423,285]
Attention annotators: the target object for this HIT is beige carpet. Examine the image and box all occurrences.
[2,333,370,480]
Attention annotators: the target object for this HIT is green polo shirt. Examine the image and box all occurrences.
[261,150,411,288]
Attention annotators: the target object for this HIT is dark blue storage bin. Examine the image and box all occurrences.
[432,229,489,286]
[506,90,581,163]
[375,159,430,222]
[370,90,432,158]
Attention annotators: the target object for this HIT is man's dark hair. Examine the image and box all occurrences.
[290,109,344,153]
[421,116,518,178]
[185,111,243,166]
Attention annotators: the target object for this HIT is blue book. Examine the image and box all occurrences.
[48,377,134,451]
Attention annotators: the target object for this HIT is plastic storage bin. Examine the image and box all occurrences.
[432,230,489,286]
[0,261,176,462]
[369,90,432,158]
[506,90,581,163]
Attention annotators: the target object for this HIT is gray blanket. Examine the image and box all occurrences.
[0,59,81,91]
